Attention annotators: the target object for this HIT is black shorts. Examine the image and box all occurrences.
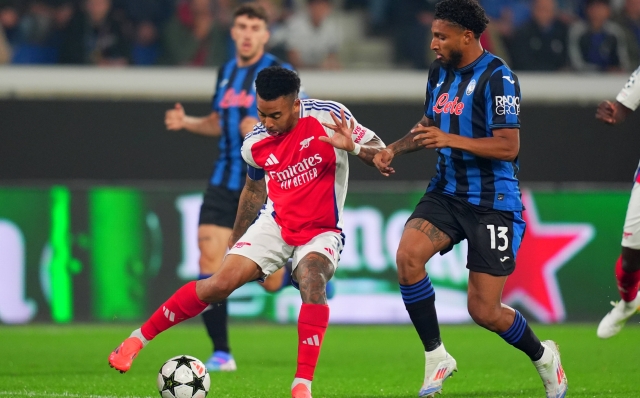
[408,192,526,276]
[198,184,242,228]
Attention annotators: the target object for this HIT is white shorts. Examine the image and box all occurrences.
[622,181,640,249]
[227,212,344,277]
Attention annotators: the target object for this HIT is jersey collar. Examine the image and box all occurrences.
[455,50,489,74]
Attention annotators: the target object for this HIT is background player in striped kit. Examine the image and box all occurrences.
[595,66,640,338]
[109,66,386,398]
[164,3,298,372]
[372,1,567,397]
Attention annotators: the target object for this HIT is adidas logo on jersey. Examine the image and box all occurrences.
[163,306,175,322]
[302,334,321,346]
[265,153,280,166]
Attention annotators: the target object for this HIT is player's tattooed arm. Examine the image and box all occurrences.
[294,252,335,304]
[372,115,434,176]
[228,176,267,248]
[385,116,434,155]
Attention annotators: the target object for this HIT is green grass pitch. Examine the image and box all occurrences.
[0,323,639,397]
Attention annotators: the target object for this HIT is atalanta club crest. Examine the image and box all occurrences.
[466,79,476,96]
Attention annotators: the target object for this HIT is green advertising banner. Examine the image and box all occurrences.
[0,185,629,324]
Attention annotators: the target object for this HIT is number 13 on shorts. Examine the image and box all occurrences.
[487,224,509,251]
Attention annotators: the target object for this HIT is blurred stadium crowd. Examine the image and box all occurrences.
[0,0,638,71]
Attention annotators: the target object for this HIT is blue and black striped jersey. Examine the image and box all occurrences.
[425,51,523,211]
[209,53,297,191]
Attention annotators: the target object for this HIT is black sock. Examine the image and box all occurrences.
[401,276,442,351]
[201,299,230,353]
[499,310,543,361]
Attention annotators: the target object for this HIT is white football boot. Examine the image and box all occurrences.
[597,294,640,338]
[533,340,567,398]
[418,344,457,397]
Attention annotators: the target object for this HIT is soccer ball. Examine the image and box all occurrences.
[157,355,211,398]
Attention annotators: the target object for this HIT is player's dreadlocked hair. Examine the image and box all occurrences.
[255,66,300,101]
[434,0,489,38]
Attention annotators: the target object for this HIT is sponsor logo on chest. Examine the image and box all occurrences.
[433,93,465,115]
[267,154,323,190]
[220,88,255,109]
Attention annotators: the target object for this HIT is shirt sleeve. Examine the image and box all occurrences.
[210,66,226,113]
[424,84,434,120]
[333,102,376,144]
[247,165,265,180]
[351,121,376,145]
[424,63,440,120]
[616,65,640,111]
[241,124,265,169]
[485,68,521,129]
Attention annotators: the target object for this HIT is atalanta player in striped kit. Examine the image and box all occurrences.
[110,67,385,398]
[164,3,307,372]
[373,1,567,397]
[596,66,640,338]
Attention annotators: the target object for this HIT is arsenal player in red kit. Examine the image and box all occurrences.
[108,66,385,398]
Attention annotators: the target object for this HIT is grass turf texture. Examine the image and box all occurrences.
[0,324,638,397]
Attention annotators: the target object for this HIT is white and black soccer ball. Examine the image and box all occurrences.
[157,355,211,398]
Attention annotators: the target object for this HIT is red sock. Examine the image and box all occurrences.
[141,281,208,340]
[295,303,330,381]
[615,256,640,302]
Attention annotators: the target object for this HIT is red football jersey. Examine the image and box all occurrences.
[242,99,377,246]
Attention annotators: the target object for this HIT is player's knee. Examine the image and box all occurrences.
[261,278,281,293]
[198,276,235,302]
[468,303,501,330]
[622,248,640,271]
[298,275,328,304]
[396,247,419,269]
[198,255,214,270]
[198,251,222,273]
[396,248,425,283]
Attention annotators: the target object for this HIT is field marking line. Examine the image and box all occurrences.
[0,391,154,398]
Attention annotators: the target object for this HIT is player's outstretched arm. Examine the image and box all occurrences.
[372,115,434,176]
[319,109,384,166]
[596,100,633,125]
[228,175,267,249]
[165,103,222,137]
[358,135,386,167]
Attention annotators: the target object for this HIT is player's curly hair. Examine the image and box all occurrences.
[434,0,489,38]
[255,66,300,101]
